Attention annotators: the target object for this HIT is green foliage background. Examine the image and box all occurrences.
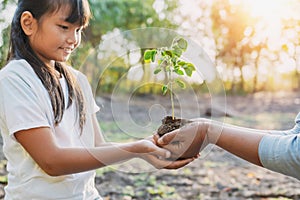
[1,0,300,94]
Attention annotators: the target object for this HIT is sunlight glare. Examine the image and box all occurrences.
[242,0,287,21]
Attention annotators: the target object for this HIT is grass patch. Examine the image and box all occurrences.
[222,112,295,130]
[99,121,158,142]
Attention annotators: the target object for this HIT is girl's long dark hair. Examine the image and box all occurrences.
[7,0,91,132]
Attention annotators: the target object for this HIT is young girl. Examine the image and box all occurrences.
[0,0,194,199]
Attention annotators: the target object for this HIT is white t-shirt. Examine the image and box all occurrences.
[0,59,102,200]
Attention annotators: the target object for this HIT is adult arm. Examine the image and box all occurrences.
[157,120,265,165]
[208,121,265,166]
[213,121,300,179]
[158,118,300,179]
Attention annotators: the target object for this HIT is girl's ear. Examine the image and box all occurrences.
[20,11,36,36]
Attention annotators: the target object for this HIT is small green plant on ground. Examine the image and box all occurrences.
[143,37,196,120]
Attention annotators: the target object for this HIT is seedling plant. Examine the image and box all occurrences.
[143,37,196,120]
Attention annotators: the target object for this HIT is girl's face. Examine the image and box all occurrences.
[26,6,83,67]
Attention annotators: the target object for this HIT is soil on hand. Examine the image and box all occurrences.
[157,116,192,137]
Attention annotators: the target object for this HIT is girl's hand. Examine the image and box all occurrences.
[134,138,195,169]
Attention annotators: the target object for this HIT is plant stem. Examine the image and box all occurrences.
[169,71,175,120]
[171,88,175,120]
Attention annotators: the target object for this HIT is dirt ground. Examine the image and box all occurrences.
[0,91,300,199]
[95,90,300,200]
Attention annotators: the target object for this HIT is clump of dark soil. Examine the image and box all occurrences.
[157,116,192,137]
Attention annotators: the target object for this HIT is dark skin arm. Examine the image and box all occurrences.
[157,119,265,166]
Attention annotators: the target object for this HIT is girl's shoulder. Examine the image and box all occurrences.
[0,59,35,80]
[66,65,84,77]
[66,65,89,85]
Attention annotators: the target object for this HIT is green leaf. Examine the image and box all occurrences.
[144,50,153,62]
[172,47,182,57]
[177,61,186,66]
[164,50,173,57]
[151,50,157,62]
[162,85,168,95]
[174,65,180,70]
[175,79,186,89]
[171,57,177,66]
[176,37,188,51]
[187,63,196,71]
[144,49,157,62]
[184,68,193,77]
[183,63,196,76]
[154,68,162,74]
[174,69,184,76]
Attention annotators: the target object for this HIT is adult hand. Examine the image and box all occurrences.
[156,119,209,160]
[136,137,195,169]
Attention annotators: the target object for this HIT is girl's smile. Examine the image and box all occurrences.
[26,6,83,67]
[60,47,74,57]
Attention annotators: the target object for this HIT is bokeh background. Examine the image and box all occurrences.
[1,1,300,199]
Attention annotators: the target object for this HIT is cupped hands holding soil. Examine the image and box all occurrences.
[155,116,202,160]
[157,116,192,137]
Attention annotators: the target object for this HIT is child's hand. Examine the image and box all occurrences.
[135,138,195,169]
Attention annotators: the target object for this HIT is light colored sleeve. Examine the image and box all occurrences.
[76,71,100,114]
[0,75,50,138]
[258,112,300,180]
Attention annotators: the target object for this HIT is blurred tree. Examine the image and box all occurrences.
[2,0,299,93]
[211,0,255,93]
[0,0,16,68]
[75,0,180,94]
[211,0,300,93]
[71,0,179,67]
[281,19,300,89]
[0,26,10,68]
